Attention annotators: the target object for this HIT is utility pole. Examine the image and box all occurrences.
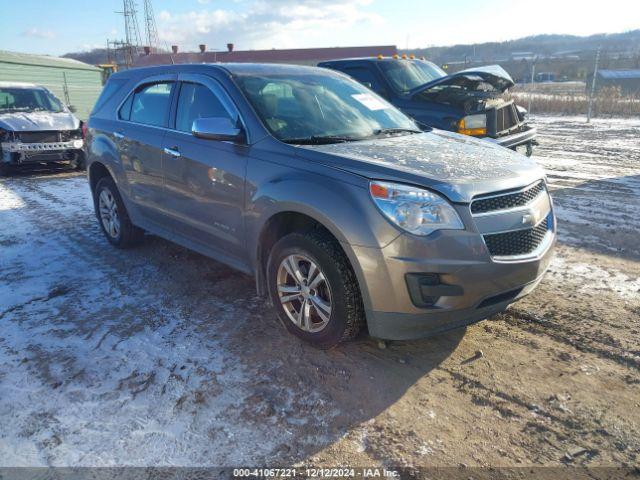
[116,0,143,67]
[527,57,536,114]
[106,39,113,65]
[62,72,71,106]
[143,0,159,51]
[587,46,601,123]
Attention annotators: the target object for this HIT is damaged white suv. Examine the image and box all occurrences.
[0,82,86,175]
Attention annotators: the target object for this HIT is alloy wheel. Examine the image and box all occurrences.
[98,188,121,239]
[276,254,332,333]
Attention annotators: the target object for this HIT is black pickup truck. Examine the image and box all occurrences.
[319,57,537,156]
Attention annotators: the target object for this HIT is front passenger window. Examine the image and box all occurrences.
[175,82,234,133]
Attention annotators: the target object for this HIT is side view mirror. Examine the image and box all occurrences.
[68,105,77,113]
[362,81,373,89]
[192,117,244,142]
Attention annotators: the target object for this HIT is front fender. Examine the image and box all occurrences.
[246,170,400,263]
[245,167,400,313]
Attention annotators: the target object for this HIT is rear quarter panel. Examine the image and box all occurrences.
[86,118,135,206]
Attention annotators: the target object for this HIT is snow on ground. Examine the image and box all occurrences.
[530,115,640,260]
[0,175,326,466]
[0,116,639,467]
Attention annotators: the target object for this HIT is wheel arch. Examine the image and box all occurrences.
[88,161,114,192]
[252,208,373,320]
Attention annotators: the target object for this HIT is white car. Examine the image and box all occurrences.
[0,82,85,175]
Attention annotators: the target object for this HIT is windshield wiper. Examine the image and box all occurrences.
[283,135,362,145]
[373,127,422,136]
[0,107,50,114]
[1,107,31,113]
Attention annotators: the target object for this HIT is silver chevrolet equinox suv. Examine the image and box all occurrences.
[86,63,556,348]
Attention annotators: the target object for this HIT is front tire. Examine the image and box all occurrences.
[0,161,11,177]
[93,177,144,248]
[267,231,365,348]
[70,151,86,171]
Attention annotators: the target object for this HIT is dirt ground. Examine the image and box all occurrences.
[0,115,638,470]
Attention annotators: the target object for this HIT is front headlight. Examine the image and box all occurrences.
[516,105,528,119]
[370,181,464,236]
[457,113,487,136]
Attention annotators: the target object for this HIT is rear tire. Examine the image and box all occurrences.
[93,176,144,248]
[267,230,365,348]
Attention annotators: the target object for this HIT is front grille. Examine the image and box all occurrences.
[60,130,74,141]
[18,131,60,143]
[17,131,76,143]
[483,217,549,257]
[471,181,545,214]
[495,103,520,135]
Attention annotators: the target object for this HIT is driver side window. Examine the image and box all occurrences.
[254,82,302,132]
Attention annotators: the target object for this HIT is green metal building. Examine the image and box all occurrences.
[0,50,103,120]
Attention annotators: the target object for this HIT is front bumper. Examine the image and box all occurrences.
[1,139,84,153]
[488,126,537,149]
[367,272,547,340]
[350,205,556,340]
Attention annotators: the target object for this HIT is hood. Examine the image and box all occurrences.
[296,130,544,203]
[409,65,515,97]
[0,111,79,132]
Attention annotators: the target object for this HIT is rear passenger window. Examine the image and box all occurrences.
[118,94,134,121]
[175,82,233,133]
[121,82,174,127]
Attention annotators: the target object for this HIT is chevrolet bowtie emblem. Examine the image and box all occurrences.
[522,213,535,225]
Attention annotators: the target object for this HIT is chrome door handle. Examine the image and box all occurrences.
[113,131,125,139]
[164,147,181,158]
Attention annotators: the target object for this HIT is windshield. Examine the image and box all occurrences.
[234,71,419,144]
[0,87,64,113]
[378,60,447,94]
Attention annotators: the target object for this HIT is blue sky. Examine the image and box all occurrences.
[1,0,638,56]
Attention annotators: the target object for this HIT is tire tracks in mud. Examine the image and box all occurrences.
[0,285,71,320]
[367,299,638,463]
[3,176,163,351]
[348,351,606,465]
[11,175,251,311]
[5,175,249,354]
[497,308,640,371]
[9,176,146,296]
[438,363,633,464]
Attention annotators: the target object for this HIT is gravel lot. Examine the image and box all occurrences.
[0,115,638,469]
